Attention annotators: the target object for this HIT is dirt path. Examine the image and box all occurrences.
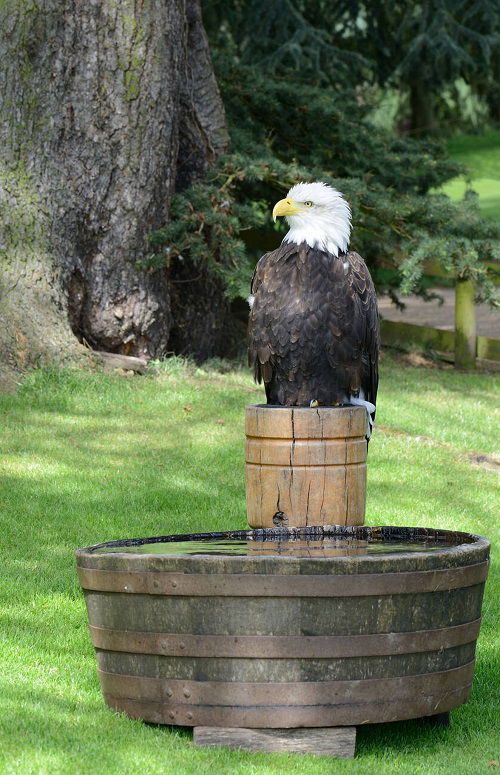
[378,288,500,338]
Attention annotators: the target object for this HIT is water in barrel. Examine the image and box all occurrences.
[93,526,476,557]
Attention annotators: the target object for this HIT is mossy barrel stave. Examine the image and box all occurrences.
[245,405,368,528]
[76,526,489,729]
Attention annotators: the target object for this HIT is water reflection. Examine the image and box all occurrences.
[98,538,447,557]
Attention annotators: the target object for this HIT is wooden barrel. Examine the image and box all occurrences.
[76,526,489,729]
[245,405,368,528]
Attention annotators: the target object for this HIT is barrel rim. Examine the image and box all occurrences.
[76,525,490,569]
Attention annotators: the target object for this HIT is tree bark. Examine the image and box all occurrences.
[168,0,233,361]
[0,0,229,375]
[175,0,230,192]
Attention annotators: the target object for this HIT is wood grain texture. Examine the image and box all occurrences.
[76,526,490,575]
[245,405,368,527]
[245,404,368,438]
[193,726,356,757]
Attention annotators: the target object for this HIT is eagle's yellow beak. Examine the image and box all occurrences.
[272,197,301,222]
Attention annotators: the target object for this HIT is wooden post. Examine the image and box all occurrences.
[245,405,368,528]
[455,278,476,369]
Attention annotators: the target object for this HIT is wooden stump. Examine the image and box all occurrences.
[245,405,368,528]
[193,726,356,757]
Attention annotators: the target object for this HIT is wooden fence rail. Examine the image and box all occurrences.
[380,269,499,368]
[380,319,499,364]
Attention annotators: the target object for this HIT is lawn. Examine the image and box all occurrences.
[0,355,498,775]
[441,130,500,221]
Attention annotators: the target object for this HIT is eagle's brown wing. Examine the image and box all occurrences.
[248,242,299,388]
[248,243,379,407]
[326,250,379,409]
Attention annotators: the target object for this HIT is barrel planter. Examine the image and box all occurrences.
[245,405,368,528]
[76,526,489,729]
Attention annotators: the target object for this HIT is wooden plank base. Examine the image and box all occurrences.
[192,726,356,757]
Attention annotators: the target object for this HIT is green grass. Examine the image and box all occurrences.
[441,130,500,221]
[0,356,499,775]
[446,131,500,180]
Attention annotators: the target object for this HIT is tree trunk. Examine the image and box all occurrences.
[409,81,438,135]
[168,0,233,361]
[167,260,232,362]
[0,0,229,375]
[175,0,230,193]
[485,86,500,123]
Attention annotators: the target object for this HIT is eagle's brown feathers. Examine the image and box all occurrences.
[248,242,379,408]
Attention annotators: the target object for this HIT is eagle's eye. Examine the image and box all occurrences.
[304,201,313,208]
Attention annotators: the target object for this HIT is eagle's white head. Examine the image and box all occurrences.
[272,181,351,257]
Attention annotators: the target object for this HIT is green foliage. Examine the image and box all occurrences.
[147,2,499,309]
[203,0,366,87]
[149,153,499,305]
[328,1,500,87]
[215,55,462,191]
[304,0,500,131]
[205,0,500,130]
[148,156,270,300]
[395,1,498,87]
[397,191,500,300]
[439,130,500,225]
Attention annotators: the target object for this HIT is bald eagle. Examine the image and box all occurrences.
[248,181,379,431]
